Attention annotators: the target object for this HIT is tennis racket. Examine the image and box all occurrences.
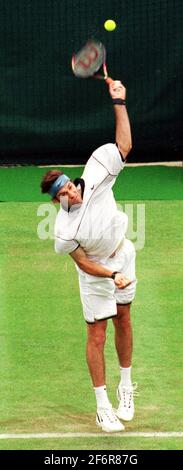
[71,39,113,85]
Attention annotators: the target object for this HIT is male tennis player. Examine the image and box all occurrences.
[41,80,137,433]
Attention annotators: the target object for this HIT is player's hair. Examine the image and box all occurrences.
[40,170,64,194]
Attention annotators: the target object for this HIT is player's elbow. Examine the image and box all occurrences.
[76,259,85,271]
[119,142,132,160]
[75,257,89,273]
[124,142,132,158]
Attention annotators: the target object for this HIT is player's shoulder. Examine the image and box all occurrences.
[92,143,119,157]
[91,143,124,174]
[83,143,121,173]
[54,206,69,235]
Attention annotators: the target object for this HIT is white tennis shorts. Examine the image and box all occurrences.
[77,239,137,323]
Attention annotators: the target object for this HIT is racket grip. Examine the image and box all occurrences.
[105,77,114,85]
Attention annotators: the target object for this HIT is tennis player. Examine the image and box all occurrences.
[41,80,137,433]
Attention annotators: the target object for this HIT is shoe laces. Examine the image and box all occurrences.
[120,382,138,408]
[98,406,119,423]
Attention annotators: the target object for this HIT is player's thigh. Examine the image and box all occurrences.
[78,273,117,323]
[113,303,131,325]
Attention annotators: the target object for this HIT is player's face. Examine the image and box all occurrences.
[57,181,82,208]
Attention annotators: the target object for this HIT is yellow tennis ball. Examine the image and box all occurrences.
[104,19,116,31]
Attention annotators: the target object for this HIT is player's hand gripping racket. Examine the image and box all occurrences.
[71,39,113,85]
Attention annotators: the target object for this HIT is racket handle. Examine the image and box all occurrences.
[105,77,114,85]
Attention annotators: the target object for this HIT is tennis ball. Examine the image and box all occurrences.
[104,19,116,31]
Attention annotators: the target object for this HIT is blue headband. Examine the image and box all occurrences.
[48,174,70,198]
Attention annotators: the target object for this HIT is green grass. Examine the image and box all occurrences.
[0,199,183,450]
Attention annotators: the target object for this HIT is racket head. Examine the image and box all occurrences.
[72,39,106,78]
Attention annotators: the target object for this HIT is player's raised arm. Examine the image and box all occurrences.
[109,81,132,160]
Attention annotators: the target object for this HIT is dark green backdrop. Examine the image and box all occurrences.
[0,0,182,164]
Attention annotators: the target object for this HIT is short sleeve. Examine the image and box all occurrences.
[92,143,125,176]
[55,237,79,255]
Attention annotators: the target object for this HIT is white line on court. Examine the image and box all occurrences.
[38,162,182,168]
[0,432,183,439]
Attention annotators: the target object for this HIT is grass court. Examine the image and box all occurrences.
[0,164,182,450]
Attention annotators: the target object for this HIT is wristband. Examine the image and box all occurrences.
[112,98,126,105]
[111,271,120,280]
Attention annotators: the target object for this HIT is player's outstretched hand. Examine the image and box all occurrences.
[114,273,132,289]
[109,80,126,100]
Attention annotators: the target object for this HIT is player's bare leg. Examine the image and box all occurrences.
[86,320,124,432]
[113,304,136,421]
[86,320,107,387]
[113,304,133,367]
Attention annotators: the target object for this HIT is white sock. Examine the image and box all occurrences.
[120,366,132,388]
[94,385,111,409]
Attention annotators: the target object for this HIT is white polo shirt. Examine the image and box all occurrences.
[54,143,128,261]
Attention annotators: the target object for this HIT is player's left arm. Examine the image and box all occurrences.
[109,81,132,160]
[70,245,131,289]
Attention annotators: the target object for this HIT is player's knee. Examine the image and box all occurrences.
[89,330,106,349]
[95,332,106,348]
[116,306,132,328]
[122,316,132,332]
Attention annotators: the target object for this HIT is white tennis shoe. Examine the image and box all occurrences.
[96,405,125,432]
[116,382,138,421]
